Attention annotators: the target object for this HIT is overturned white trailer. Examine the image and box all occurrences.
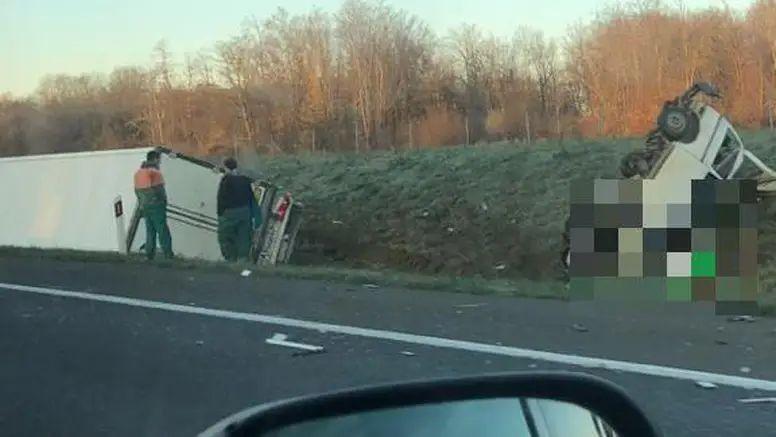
[0,147,301,263]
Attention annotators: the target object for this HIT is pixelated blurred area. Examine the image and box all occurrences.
[569,179,759,315]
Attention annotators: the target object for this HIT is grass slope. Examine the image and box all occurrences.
[258,130,776,298]
[260,138,634,280]
[7,131,776,311]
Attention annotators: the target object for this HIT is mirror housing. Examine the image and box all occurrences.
[200,372,661,437]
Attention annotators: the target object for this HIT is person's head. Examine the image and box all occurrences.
[224,157,238,173]
[146,150,161,167]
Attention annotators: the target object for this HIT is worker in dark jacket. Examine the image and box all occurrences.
[217,158,259,261]
[134,150,173,260]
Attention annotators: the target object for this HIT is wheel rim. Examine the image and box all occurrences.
[666,111,687,133]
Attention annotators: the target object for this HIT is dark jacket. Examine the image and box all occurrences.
[217,173,255,216]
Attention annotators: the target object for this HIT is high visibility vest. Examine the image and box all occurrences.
[134,166,167,208]
[134,167,165,189]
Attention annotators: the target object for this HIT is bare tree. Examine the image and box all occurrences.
[5,0,776,157]
[216,33,259,149]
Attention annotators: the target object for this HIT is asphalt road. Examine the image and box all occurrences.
[2,257,776,436]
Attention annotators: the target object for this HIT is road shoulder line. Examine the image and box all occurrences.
[2,281,775,391]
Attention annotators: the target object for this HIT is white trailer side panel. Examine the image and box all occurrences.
[1,147,225,261]
[0,148,152,252]
[129,152,223,261]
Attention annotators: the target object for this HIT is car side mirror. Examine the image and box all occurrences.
[199,372,662,437]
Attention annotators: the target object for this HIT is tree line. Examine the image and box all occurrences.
[1,0,775,158]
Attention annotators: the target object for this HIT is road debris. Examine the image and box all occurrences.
[727,315,756,323]
[400,351,416,357]
[266,333,324,353]
[738,397,776,404]
[572,323,589,333]
[240,269,252,277]
[740,366,752,374]
[695,381,718,389]
[454,303,487,308]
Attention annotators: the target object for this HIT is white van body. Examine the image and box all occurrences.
[0,147,224,260]
[648,105,776,189]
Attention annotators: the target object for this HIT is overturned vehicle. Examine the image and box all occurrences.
[122,148,305,265]
[561,82,776,273]
[0,145,301,266]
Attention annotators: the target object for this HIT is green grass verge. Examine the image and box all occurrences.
[4,246,774,315]
[0,246,564,300]
[6,130,776,311]
[255,130,776,314]
[257,131,776,281]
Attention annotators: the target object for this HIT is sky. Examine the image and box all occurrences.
[0,0,755,97]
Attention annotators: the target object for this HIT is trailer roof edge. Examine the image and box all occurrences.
[0,146,222,173]
[0,146,155,163]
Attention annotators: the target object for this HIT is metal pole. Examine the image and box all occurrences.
[354,117,359,152]
[464,116,470,145]
[524,111,531,144]
[408,118,413,149]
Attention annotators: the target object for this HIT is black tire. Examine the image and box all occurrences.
[657,106,700,143]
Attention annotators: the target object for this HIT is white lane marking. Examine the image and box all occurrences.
[266,333,324,352]
[738,397,776,404]
[2,281,776,391]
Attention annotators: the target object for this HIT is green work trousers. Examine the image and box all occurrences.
[143,205,173,260]
[218,206,252,262]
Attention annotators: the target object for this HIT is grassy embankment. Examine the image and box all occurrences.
[5,130,776,311]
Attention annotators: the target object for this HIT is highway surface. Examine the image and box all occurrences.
[2,257,776,436]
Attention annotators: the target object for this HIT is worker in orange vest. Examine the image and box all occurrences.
[133,150,173,259]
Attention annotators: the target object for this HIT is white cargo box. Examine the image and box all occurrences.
[0,147,225,260]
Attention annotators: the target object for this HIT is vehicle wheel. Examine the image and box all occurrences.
[658,106,699,143]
